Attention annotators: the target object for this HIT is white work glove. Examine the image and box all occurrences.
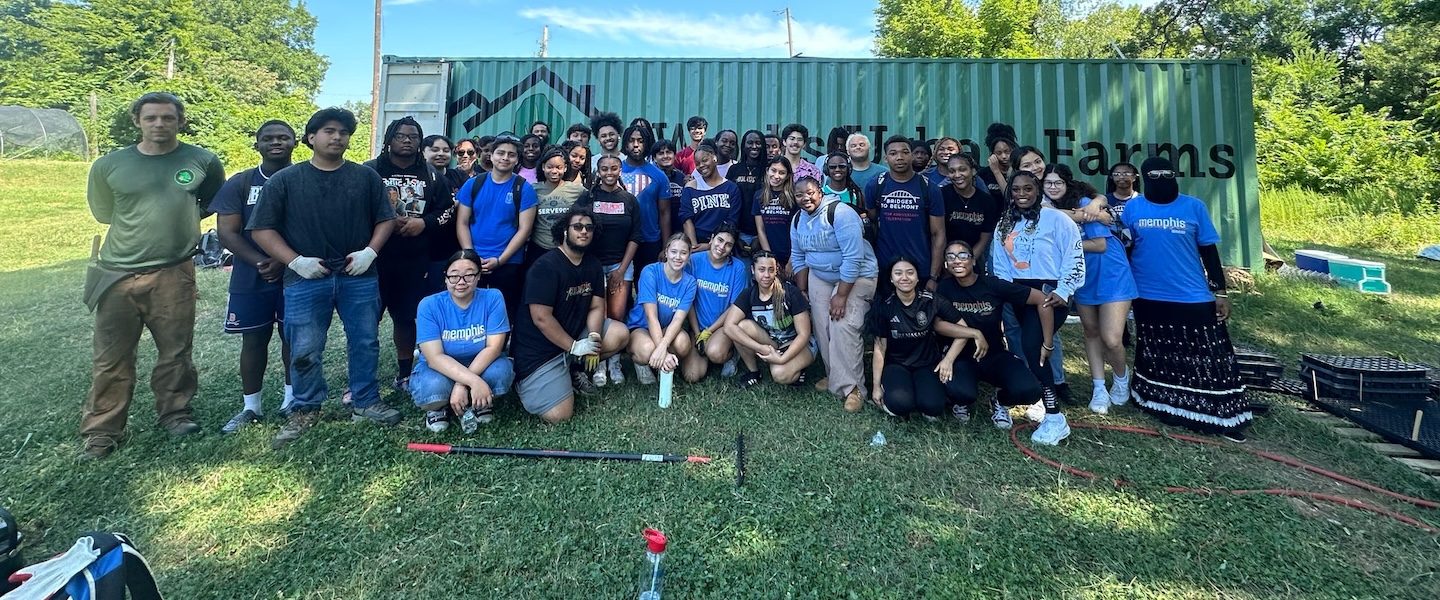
[288,256,329,279]
[344,246,378,276]
[569,335,599,358]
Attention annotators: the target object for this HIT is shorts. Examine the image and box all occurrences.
[378,260,427,321]
[515,354,572,416]
[224,289,284,333]
[603,261,635,282]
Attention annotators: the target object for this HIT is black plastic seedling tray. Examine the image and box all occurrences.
[1308,394,1440,460]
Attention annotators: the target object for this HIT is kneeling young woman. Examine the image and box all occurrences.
[868,256,985,420]
[410,250,516,432]
[936,241,1054,433]
[627,234,705,384]
[721,250,814,387]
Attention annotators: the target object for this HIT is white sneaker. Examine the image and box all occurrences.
[951,404,971,423]
[635,364,657,385]
[990,395,1012,430]
[720,356,738,377]
[1024,401,1046,423]
[1088,387,1110,415]
[1110,374,1131,406]
[1031,412,1072,446]
[425,409,450,433]
[608,355,625,385]
[592,367,608,388]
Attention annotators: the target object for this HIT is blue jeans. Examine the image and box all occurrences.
[408,357,515,409]
[1002,304,1065,386]
[283,274,382,412]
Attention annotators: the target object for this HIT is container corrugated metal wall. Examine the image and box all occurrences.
[390,56,1260,268]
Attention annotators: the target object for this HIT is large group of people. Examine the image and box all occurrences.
[76,92,1255,462]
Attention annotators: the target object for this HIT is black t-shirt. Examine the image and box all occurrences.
[978,169,1004,196]
[726,161,765,236]
[935,275,1032,350]
[941,185,999,247]
[866,291,963,369]
[366,155,453,263]
[733,281,809,350]
[248,161,396,284]
[429,168,469,261]
[511,249,605,379]
[576,186,643,266]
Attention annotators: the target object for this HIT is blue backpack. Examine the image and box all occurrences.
[2,531,162,600]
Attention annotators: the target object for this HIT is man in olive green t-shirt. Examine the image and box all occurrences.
[80,92,225,461]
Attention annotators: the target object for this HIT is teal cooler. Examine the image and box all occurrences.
[1327,257,1390,294]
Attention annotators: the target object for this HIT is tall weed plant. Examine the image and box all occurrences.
[1261,187,1440,252]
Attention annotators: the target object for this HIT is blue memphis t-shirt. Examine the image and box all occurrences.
[414,288,511,368]
[458,173,538,265]
[686,254,750,329]
[864,173,944,274]
[621,161,672,243]
[209,167,277,294]
[1120,194,1221,303]
[680,180,743,243]
[626,263,698,330]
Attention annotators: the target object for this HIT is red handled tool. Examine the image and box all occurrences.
[408,443,711,464]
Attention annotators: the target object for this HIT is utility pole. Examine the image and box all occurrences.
[166,38,175,79]
[784,8,794,58]
[372,0,382,153]
[539,25,549,57]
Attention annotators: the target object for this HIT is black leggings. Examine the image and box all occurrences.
[945,351,1043,408]
[879,363,946,418]
[485,262,525,321]
[1013,279,1068,412]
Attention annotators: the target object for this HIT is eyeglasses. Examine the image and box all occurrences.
[945,252,973,260]
[455,150,476,156]
[445,273,479,284]
[1110,172,1136,179]
[1146,170,1175,179]
[1042,180,1066,188]
[393,134,420,142]
[570,222,596,232]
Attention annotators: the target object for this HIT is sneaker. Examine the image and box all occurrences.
[76,436,119,462]
[1221,430,1248,443]
[635,364,657,385]
[1109,375,1130,406]
[1031,412,1072,445]
[736,370,762,390]
[392,375,410,392]
[1024,401,1046,423]
[813,376,830,392]
[272,410,320,449]
[788,372,807,387]
[473,405,494,424]
[721,356,738,378]
[162,418,201,438]
[221,409,263,434]
[922,414,939,422]
[607,356,625,385]
[951,404,972,423]
[351,401,403,426]
[1054,382,1074,406]
[1088,387,1110,415]
[425,409,450,432]
[990,394,1013,430]
[571,368,599,396]
[592,367,608,388]
[843,389,864,413]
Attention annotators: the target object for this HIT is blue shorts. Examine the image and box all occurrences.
[224,289,284,334]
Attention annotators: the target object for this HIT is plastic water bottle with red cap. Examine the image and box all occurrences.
[637,528,667,600]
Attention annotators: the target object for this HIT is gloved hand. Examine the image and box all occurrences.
[694,329,712,352]
[582,332,602,371]
[569,336,599,358]
[288,256,329,279]
[344,247,378,276]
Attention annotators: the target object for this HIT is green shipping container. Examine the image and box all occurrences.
[381,56,1261,268]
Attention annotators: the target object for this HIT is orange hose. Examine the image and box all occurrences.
[1010,421,1440,534]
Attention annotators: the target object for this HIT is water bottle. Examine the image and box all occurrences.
[870,431,887,446]
[460,408,480,434]
[637,528,667,600]
[658,369,674,408]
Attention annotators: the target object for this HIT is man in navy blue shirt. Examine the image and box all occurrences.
[210,120,296,434]
[865,135,945,297]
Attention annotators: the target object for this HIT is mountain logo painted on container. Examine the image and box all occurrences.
[448,67,596,132]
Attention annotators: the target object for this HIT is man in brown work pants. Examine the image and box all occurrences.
[81,92,226,461]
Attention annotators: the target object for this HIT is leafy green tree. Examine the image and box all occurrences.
[873,0,987,57]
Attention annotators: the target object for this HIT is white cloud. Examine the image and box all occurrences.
[518,7,872,57]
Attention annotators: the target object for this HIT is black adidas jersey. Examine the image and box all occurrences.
[865,290,963,369]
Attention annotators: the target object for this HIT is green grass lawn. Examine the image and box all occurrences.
[2,161,1439,599]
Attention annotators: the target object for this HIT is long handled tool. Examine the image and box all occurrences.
[407,443,711,464]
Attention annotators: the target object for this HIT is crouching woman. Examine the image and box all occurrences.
[410,250,515,432]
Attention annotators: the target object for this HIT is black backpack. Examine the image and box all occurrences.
[466,172,525,228]
[193,229,230,268]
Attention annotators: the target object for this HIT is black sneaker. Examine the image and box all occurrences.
[392,375,410,392]
[221,409,263,434]
[736,370,762,389]
[788,372,808,387]
[571,368,599,396]
[1221,430,1248,443]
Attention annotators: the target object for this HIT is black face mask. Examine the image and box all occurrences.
[1140,157,1178,203]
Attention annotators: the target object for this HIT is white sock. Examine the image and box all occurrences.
[281,385,295,411]
[1113,369,1129,383]
[1092,379,1106,391]
[243,392,263,415]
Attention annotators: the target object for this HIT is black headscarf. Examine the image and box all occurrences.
[1140,156,1179,204]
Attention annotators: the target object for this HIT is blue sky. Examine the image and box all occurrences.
[308,0,881,107]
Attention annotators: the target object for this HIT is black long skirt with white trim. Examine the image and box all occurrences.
[1131,298,1251,434]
